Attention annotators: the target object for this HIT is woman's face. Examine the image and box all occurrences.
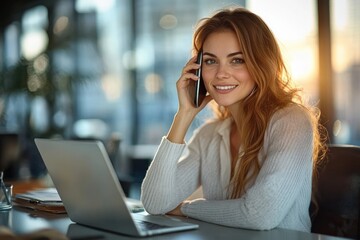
[202,30,256,108]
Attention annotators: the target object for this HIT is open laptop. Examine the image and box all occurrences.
[34,138,199,237]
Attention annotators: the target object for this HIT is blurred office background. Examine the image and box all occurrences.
[0,0,359,197]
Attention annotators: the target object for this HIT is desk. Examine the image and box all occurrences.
[0,207,349,240]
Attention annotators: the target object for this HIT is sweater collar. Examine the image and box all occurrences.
[217,117,233,138]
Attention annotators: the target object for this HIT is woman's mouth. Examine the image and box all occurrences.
[214,85,238,92]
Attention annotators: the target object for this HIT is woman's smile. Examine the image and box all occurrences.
[213,84,239,93]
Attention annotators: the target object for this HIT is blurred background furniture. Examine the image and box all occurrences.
[311,144,360,239]
[0,133,21,179]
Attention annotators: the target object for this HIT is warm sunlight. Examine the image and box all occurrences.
[248,0,318,96]
[288,46,317,83]
[331,0,354,72]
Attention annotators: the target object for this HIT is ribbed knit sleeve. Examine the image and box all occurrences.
[141,136,201,214]
[181,106,314,231]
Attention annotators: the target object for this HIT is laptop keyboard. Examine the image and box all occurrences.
[130,206,144,213]
[126,199,145,213]
[135,220,172,231]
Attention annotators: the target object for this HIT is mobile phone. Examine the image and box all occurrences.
[193,50,207,107]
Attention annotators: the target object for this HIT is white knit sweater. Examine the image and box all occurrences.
[141,105,314,232]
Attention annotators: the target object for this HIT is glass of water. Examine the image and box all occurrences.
[0,172,12,210]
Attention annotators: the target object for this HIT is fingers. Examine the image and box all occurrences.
[178,72,199,87]
[178,57,200,88]
[166,202,185,216]
[175,56,206,111]
[181,56,200,75]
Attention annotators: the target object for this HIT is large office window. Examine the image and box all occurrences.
[248,0,318,103]
[133,0,246,144]
[1,0,359,180]
[331,0,360,145]
[249,0,360,145]
[72,0,133,143]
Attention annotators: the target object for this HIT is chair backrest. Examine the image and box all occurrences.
[311,144,360,239]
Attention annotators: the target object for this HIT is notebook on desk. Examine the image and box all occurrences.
[34,138,199,237]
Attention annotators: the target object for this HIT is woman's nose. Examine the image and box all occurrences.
[215,64,230,79]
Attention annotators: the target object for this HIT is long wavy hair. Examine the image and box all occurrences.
[193,7,327,199]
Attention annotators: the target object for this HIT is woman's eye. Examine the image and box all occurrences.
[232,58,245,64]
[204,59,216,65]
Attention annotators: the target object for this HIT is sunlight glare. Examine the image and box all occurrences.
[288,47,316,82]
[76,0,115,13]
[247,0,318,96]
[21,30,48,60]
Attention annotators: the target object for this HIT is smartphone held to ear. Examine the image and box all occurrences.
[192,50,207,108]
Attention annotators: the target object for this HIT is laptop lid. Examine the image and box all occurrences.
[34,138,198,237]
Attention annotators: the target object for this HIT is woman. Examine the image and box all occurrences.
[141,7,326,232]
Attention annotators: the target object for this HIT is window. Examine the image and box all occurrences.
[331,0,360,145]
[133,0,246,144]
[248,0,318,103]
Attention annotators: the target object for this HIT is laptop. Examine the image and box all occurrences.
[34,138,199,237]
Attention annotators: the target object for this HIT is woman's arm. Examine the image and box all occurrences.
[141,56,212,214]
[140,134,202,214]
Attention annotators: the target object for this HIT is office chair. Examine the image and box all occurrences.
[311,144,360,239]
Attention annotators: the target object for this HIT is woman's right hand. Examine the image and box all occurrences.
[176,56,212,115]
[166,56,212,144]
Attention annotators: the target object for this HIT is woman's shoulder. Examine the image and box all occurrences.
[273,103,312,120]
[263,104,316,150]
[270,104,314,130]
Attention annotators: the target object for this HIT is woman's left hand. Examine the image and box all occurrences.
[167,201,190,216]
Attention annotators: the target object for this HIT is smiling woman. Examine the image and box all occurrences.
[141,6,327,232]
